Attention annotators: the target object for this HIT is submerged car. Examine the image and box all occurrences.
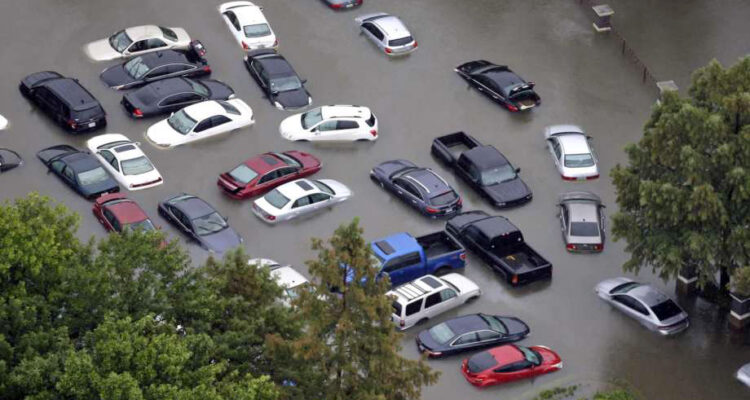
[252,178,351,223]
[461,344,562,387]
[324,0,363,10]
[219,1,278,51]
[92,193,157,233]
[86,133,163,190]
[249,258,310,305]
[558,191,605,252]
[217,151,321,199]
[416,314,530,358]
[370,159,462,217]
[244,49,312,110]
[100,42,210,90]
[37,145,119,199]
[355,13,417,56]
[158,193,243,253]
[455,61,540,112]
[85,25,191,61]
[0,148,23,173]
[122,77,234,118]
[279,105,378,142]
[544,125,599,180]
[595,277,689,335]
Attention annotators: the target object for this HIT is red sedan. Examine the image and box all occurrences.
[461,344,562,387]
[217,151,321,199]
[92,193,156,233]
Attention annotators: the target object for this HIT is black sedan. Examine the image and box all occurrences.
[244,49,312,110]
[0,148,23,173]
[37,145,119,199]
[370,159,462,218]
[101,45,210,90]
[121,77,234,118]
[158,193,243,254]
[455,60,540,112]
[416,314,530,358]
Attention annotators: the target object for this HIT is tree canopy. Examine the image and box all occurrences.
[611,57,750,292]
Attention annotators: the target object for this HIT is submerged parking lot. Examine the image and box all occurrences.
[0,0,747,399]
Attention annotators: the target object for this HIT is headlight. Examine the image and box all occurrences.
[274,101,284,110]
[307,96,312,105]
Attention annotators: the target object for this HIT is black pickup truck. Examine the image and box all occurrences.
[446,210,552,286]
[431,132,532,208]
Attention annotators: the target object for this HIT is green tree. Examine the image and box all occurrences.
[611,57,750,291]
[268,218,439,400]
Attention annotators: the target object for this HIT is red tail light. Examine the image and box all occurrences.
[594,244,603,251]
[133,108,143,117]
[586,174,600,180]
[370,129,377,137]
[242,41,249,50]
[506,103,518,112]
[456,197,462,206]
[459,253,466,261]
[566,243,577,251]
[413,40,418,48]
[511,275,519,285]
[425,206,439,214]
[266,215,276,221]
[400,319,405,327]
[67,120,77,129]
[385,47,393,54]
[203,66,211,73]
[562,175,577,181]
[273,38,279,47]
[331,3,342,8]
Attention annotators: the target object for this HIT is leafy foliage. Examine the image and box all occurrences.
[611,57,750,289]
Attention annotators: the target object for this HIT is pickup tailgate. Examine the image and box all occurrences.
[497,245,552,285]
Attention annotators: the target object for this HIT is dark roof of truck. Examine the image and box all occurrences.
[462,146,509,171]
[471,216,519,239]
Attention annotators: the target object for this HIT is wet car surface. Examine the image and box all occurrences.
[0,1,747,399]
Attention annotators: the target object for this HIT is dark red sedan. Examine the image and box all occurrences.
[461,344,562,387]
[217,151,321,199]
[92,193,156,233]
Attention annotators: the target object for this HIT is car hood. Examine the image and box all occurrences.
[497,317,530,336]
[279,114,305,138]
[482,177,531,204]
[318,179,351,199]
[200,226,243,253]
[100,64,133,87]
[203,79,235,100]
[274,89,310,109]
[85,38,122,61]
[146,120,184,147]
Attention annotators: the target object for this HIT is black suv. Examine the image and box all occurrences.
[19,71,106,133]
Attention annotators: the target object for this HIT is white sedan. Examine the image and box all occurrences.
[544,125,599,181]
[219,1,278,51]
[84,25,191,62]
[0,114,7,130]
[279,105,378,142]
[86,133,163,190]
[145,99,254,148]
[253,178,352,224]
[249,258,310,306]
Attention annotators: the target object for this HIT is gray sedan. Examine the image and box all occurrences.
[558,191,605,252]
[595,277,689,336]
[355,13,417,56]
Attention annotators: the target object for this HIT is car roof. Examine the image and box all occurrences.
[124,25,166,41]
[401,169,450,196]
[148,77,193,97]
[184,100,229,120]
[481,68,522,88]
[173,195,215,218]
[276,178,320,200]
[245,152,289,175]
[445,314,490,334]
[65,153,100,171]
[567,201,600,222]
[270,266,308,288]
[372,232,419,260]
[471,216,519,239]
[629,285,670,307]
[462,146,509,170]
[141,50,190,67]
[488,345,525,366]
[372,15,411,39]
[321,105,371,120]
[391,275,447,303]
[231,4,268,25]
[106,199,149,224]
[556,133,590,154]
[258,55,294,77]
[43,78,99,111]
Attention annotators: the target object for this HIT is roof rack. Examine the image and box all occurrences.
[395,281,431,301]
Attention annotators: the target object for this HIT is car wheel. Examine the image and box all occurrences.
[295,139,309,142]
[465,295,480,304]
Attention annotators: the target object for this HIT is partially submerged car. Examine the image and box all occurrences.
[122,77,234,118]
[355,13,417,56]
[92,193,157,233]
[86,133,164,190]
[544,125,599,181]
[218,151,321,199]
[558,191,605,252]
[0,148,23,173]
[85,25,191,61]
[455,61,540,112]
[244,49,311,110]
[416,314,530,358]
[218,1,278,51]
[37,145,119,199]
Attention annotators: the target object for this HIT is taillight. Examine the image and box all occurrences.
[266,214,276,221]
[242,41,249,50]
[594,244,603,251]
[331,3,342,8]
[425,206,439,214]
[511,275,519,285]
[562,175,577,181]
[459,253,466,261]
[385,47,393,54]
[273,38,279,47]
[400,319,405,327]
[203,66,211,73]
[566,243,577,251]
[456,197,462,206]
[506,103,518,112]
[413,40,418,48]
[428,350,442,357]
[67,120,77,129]
[370,129,377,137]
[586,174,600,180]
[133,108,143,117]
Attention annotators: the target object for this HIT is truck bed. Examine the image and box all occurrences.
[431,132,482,164]
[417,231,463,259]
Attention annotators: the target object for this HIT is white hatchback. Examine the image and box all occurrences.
[86,133,163,190]
[279,105,378,142]
[388,274,481,331]
[84,25,191,61]
[219,1,278,51]
[252,178,352,223]
[544,125,599,181]
[146,99,254,148]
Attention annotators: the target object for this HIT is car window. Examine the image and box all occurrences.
[614,295,649,316]
[312,180,335,195]
[424,293,441,309]
[121,156,154,176]
[167,109,197,134]
[428,323,455,344]
[191,212,228,236]
[259,170,281,184]
[159,26,178,41]
[494,360,531,373]
[62,166,75,181]
[228,163,258,184]
[161,93,187,106]
[336,120,359,130]
[383,252,421,273]
[193,118,213,133]
[210,115,232,127]
[224,11,240,30]
[217,100,240,115]
[244,23,272,38]
[477,330,501,341]
[405,299,422,316]
[551,139,562,159]
[364,23,384,41]
[391,301,402,317]
[146,38,167,49]
[454,332,479,345]
[396,179,420,198]
[276,166,297,178]
[128,40,148,53]
[309,193,330,203]
[292,195,311,208]
[651,299,683,321]
[99,150,118,170]
[103,208,122,231]
[316,120,338,132]
[50,160,65,174]
[389,36,414,47]
[431,191,457,206]
[146,65,171,78]
[264,189,290,209]
[301,108,323,129]
[570,221,599,237]
[439,288,457,302]
[109,30,133,52]
[174,208,192,230]
[564,153,595,168]
[77,167,109,186]
[480,164,517,186]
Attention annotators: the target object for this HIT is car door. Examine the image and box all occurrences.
[438,288,459,313]
[548,138,563,170]
[475,330,503,348]
[275,166,300,185]
[251,61,267,89]
[169,206,194,237]
[33,87,54,116]
[290,195,313,218]
[309,120,336,140]
[204,115,233,138]
[190,117,214,138]
[611,294,649,322]
[102,208,122,232]
[334,120,361,140]
[223,11,242,42]
[393,178,422,208]
[361,22,385,50]
[308,192,332,211]
[125,40,149,56]
[422,292,444,319]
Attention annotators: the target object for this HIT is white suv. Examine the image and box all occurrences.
[279,105,378,142]
[388,274,481,331]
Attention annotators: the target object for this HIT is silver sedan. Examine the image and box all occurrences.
[595,277,689,335]
[558,191,605,252]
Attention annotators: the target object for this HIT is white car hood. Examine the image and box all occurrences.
[146,120,186,148]
[279,115,306,139]
[84,38,122,61]
[318,179,352,200]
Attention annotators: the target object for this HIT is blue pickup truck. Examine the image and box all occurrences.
[347,231,466,287]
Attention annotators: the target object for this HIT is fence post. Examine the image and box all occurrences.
[592,4,614,32]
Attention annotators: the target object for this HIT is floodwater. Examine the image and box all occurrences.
[0,0,747,399]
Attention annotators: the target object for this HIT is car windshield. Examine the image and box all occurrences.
[301,108,323,129]
[270,76,302,93]
[167,109,197,134]
[610,282,641,294]
[564,153,595,168]
[121,156,154,176]
[285,282,310,300]
[74,106,104,121]
[430,191,457,206]
[244,23,272,38]
[480,164,517,186]
[228,164,258,185]
[389,36,414,47]
[428,323,455,344]
[192,212,227,236]
[186,78,209,97]
[124,56,151,79]
[274,152,302,168]
[480,315,508,334]
[125,219,156,232]
[313,180,334,195]
[159,26,178,41]
[109,30,133,53]
[467,352,496,373]
[651,299,683,321]
[570,221,599,237]
[77,167,110,186]
[392,301,402,316]
[264,189,290,209]
[518,346,542,366]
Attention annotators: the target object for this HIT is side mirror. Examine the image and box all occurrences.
[527,81,535,88]
[135,141,141,146]
[300,79,307,84]
[270,89,279,96]
[586,135,593,140]
[311,127,318,132]
[224,216,229,222]
[515,167,521,173]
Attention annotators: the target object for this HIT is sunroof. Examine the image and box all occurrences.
[114,144,136,153]
[261,155,279,165]
[296,181,313,191]
[374,240,395,255]
[421,276,442,289]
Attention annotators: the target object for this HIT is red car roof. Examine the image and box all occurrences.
[244,152,288,175]
[106,200,149,224]
[488,345,525,366]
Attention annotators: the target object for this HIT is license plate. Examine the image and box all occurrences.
[577,177,585,181]
[88,122,96,128]
[346,3,353,7]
